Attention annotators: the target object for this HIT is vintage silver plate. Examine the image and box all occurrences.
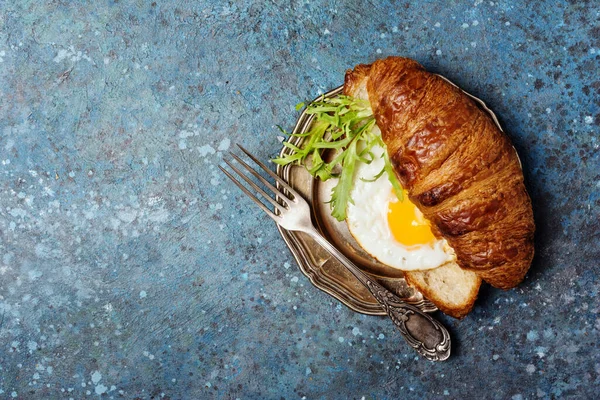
[276,77,508,316]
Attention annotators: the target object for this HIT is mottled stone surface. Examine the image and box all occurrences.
[0,0,598,399]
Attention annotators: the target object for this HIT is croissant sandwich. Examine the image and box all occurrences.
[276,56,535,318]
[343,57,535,315]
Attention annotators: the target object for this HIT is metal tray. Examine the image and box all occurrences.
[276,77,507,316]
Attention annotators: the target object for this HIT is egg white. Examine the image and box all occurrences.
[345,132,454,271]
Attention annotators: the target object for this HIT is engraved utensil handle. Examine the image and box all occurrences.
[306,227,451,361]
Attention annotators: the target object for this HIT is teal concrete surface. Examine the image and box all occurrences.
[0,1,598,398]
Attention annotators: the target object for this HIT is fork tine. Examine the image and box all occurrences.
[218,165,280,222]
[236,144,301,200]
[228,152,291,204]
[222,158,287,213]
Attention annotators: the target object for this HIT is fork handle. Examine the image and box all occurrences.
[305,227,451,361]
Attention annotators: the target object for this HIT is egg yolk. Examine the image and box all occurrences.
[387,191,436,246]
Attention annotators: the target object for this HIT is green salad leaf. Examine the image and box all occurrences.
[274,95,403,221]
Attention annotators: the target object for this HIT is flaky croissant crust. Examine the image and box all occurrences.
[344,57,535,289]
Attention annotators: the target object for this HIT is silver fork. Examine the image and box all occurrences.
[220,144,451,361]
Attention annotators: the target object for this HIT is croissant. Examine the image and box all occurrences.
[344,57,535,290]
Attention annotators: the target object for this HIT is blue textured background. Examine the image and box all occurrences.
[0,1,599,399]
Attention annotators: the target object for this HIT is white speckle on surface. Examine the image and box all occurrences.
[291,276,299,283]
[179,130,196,139]
[218,138,231,151]
[9,208,26,218]
[376,48,382,54]
[139,290,147,299]
[472,20,479,26]
[505,21,511,26]
[91,371,102,385]
[95,385,108,395]
[33,373,40,380]
[493,354,500,360]
[546,108,551,114]
[352,327,361,336]
[53,45,93,63]
[53,49,69,63]
[117,209,137,223]
[209,203,223,211]
[305,367,312,375]
[434,22,441,27]
[323,28,330,35]
[526,364,536,374]
[461,23,469,28]
[198,145,216,157]
[178,140,187,150]
[43,186,55,197]
[392,26,399,32]
[584,116,593,124]
[11,392,17,398]
[27,341,38,352]
[284,262,290,269]
[527,330,539,341]
[338,337,344,343]
[535,346,547,358]
[436,49,442,56]
[471,41,477,47]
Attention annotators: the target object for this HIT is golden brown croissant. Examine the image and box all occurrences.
[344,57,535,290]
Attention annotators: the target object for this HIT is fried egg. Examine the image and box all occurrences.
[345,130,454,271]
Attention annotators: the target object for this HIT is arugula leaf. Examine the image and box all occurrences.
[360,167,385,182]
[383,147,404,202]
[274,94,404,221]
[329,140,358,221]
